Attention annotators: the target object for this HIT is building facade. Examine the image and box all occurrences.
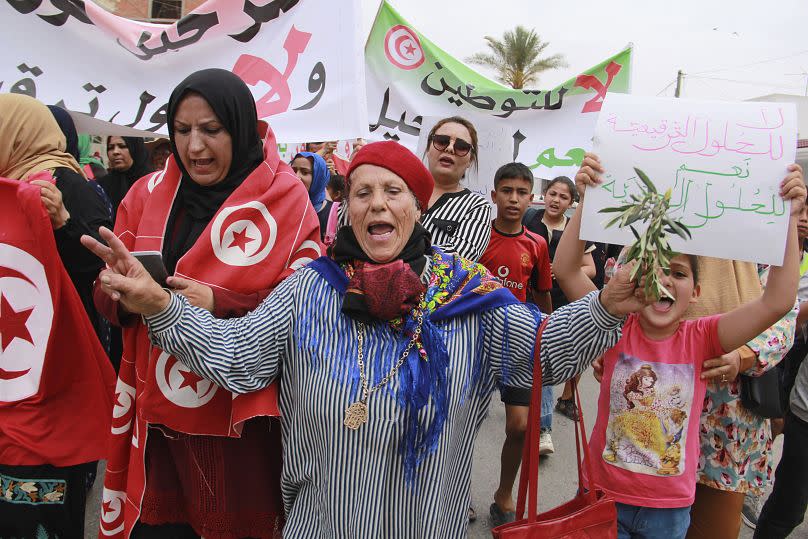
[96,0,206,22]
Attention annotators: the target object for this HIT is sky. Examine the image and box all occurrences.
[359,0,808,101]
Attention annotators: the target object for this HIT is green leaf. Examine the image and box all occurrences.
[605,215,623,229]
[599,205,634,214]
[667,219,691,240]
[634,167,657,194]
[672,219,692,239]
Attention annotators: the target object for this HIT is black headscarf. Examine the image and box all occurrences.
[47,105,80,162]
[98,136,153,220]
[162,68,264,274]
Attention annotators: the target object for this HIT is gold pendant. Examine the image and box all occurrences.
[344,401,368,430]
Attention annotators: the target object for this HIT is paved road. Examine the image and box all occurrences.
[467,373,807,539]
[86,371,807,538]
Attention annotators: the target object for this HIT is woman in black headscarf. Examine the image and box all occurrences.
[45,105,113,353]
[91,68,321,539]
[98,135,152,221]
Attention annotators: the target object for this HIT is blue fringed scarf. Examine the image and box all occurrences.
[306,247,519,484]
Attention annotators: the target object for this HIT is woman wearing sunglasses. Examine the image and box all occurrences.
[422,116,491,262]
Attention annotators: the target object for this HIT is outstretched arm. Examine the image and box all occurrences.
[554,154,604,301]
[718,164,805,352]
[144,275,299,393]
[81,227,295,393]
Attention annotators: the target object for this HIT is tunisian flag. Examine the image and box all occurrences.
[100,122,322,538]
[0,178,115,466]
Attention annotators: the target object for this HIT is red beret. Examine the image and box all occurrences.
[346,141,434,210]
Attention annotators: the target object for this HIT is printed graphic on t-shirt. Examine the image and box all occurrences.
[603,353,694,477]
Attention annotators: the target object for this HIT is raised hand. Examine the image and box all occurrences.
[598,260,654,317]
[781,163,805,215]
[574,153,604,201]
[80,227,170,316]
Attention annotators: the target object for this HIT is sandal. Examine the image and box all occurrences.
[555,397,580,421]
[489,502,516,527]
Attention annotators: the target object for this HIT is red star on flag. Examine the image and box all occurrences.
[229,227,255,253]
[178,368,204,392]
[404,43,416,56]
[0,292,34,352]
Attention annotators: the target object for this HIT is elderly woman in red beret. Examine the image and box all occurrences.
[83,141,650,538]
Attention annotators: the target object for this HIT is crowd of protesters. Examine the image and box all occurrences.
[1,69,808,539]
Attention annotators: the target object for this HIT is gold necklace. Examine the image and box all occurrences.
[343,302,425,430]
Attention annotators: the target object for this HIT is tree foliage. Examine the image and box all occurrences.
[466,26,567,89]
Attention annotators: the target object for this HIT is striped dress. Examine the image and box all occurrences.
[420,189,492,262]
[146,266,622,538]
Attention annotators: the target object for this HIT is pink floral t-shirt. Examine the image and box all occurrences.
[587,313,724,508]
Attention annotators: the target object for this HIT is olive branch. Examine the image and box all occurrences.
[599,168,692,300]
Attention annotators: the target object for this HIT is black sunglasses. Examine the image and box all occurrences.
[431,134,473,157]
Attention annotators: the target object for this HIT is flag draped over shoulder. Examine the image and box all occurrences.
[100,122,322,538]
[0,178,115,467]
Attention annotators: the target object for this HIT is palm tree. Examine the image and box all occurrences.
[466,26,567,89]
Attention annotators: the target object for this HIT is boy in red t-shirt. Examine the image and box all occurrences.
[479,163,553,526]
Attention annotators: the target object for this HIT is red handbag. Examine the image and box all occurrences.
[492,319,617,538]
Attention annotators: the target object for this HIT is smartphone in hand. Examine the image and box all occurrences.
[132,251,169,287]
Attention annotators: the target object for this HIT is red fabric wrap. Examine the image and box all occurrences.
[346,141,434,209]
[99,123,322,539]
[139,419,283,539]
[0,178,115,467]
[345,260,425,321]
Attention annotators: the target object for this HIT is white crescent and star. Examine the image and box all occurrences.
[210,201,277,267]
[155,351,218,408]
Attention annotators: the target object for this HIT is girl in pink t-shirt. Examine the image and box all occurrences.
[553,153,804,539]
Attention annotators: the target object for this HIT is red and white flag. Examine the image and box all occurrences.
[0,178,115,467]
[101,122,322,538]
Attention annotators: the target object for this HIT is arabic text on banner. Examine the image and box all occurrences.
[580,94,797,266]
[365,0,632,184]
[0,0,368,141]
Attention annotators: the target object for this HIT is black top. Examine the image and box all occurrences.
[524,208,595,308]
[317,200,334,240]
[98,136,153,220]
[53,167,113,336]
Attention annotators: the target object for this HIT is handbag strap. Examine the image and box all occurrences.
[573,374,599,504]
[515,317,599,522]
[515,317,548,521]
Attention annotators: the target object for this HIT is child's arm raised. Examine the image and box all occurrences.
[717,164,805,353]
[554,153,603,302]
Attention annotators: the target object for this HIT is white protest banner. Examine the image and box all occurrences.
[415,117,513,205]
[365,1,632,187]
[0,0,368,141]
[580,94,798,266]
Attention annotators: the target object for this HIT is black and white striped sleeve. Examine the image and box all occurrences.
[540,290,625,385]
[145,270,302,394]
[483,290,624,390]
